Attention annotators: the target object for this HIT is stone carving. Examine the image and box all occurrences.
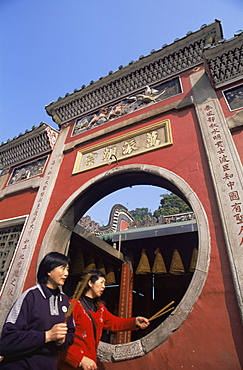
[53,34,211,125]
[0,125,58,169]
[79,215,100,233]
[8,156,48,185]
[223,84,243,111]
[73,78,181,135]
[46,127,59,149]
[112,340,145,361]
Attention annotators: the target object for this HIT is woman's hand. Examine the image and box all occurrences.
[45,323,68,344]
[135,316,150,329]
[79,356,97,369]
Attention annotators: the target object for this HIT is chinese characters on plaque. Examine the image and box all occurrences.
[72,120,172,174]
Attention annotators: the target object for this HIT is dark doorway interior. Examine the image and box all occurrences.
[64,226,198,343]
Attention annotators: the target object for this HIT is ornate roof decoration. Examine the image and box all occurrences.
[80,204,196,238]
[204,31,243,87]
[72,77,181,136]
[45,21,223,126]
[0,123,59,169]
[80,204,134,235]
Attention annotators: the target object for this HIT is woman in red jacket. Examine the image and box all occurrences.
[58,269,149,370]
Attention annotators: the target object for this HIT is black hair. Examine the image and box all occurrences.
[81,269,106,305]
[37,252,70,284]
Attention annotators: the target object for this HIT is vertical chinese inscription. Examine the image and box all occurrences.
[203,104,243,247]
[5,160,56,298]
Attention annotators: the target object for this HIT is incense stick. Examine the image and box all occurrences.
[71,281,82,299]
[148,301,175,321]
[65,273,92,321]
[149,306,174,321]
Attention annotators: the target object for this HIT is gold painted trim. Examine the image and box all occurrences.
[72,120,172,174]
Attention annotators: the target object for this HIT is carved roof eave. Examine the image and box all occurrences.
[203,33,243,88]
[0,123,59,150]
[45,21,223,126]
[0,123,59,169]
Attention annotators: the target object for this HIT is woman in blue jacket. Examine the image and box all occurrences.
[0,252,75,369]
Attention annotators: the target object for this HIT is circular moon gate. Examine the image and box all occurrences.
[40,164,210,361]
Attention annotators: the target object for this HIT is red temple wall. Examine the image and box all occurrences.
[232,130,243,163]
[0,190,37,221]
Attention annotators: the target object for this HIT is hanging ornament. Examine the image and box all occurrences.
[152,247,167,274]
[82,253,96,274]
[169,249,185,275]
[136,249,151,274]
[106,265,116,285]
[97,258,106,276]
[189,247,198,272]
[70,248,85,275]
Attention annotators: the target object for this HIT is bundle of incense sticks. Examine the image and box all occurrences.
[64,273,92,321]
[148,301,175,321]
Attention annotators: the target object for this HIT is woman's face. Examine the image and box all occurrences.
[46,264,69,289]
[87,276,106,298]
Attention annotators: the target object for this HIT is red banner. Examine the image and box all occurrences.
[116,263,133,344]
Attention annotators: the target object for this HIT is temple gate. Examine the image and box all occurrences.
[0,20,243,369]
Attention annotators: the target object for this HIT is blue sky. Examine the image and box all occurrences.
[85,186,169,225]
[0,0,242,223]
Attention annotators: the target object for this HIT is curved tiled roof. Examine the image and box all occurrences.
[45,20,224,125]
[0,123,59,169]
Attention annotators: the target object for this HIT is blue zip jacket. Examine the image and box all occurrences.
[0,283,75,369]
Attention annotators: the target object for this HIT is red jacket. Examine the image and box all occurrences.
[58,299,137,369]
